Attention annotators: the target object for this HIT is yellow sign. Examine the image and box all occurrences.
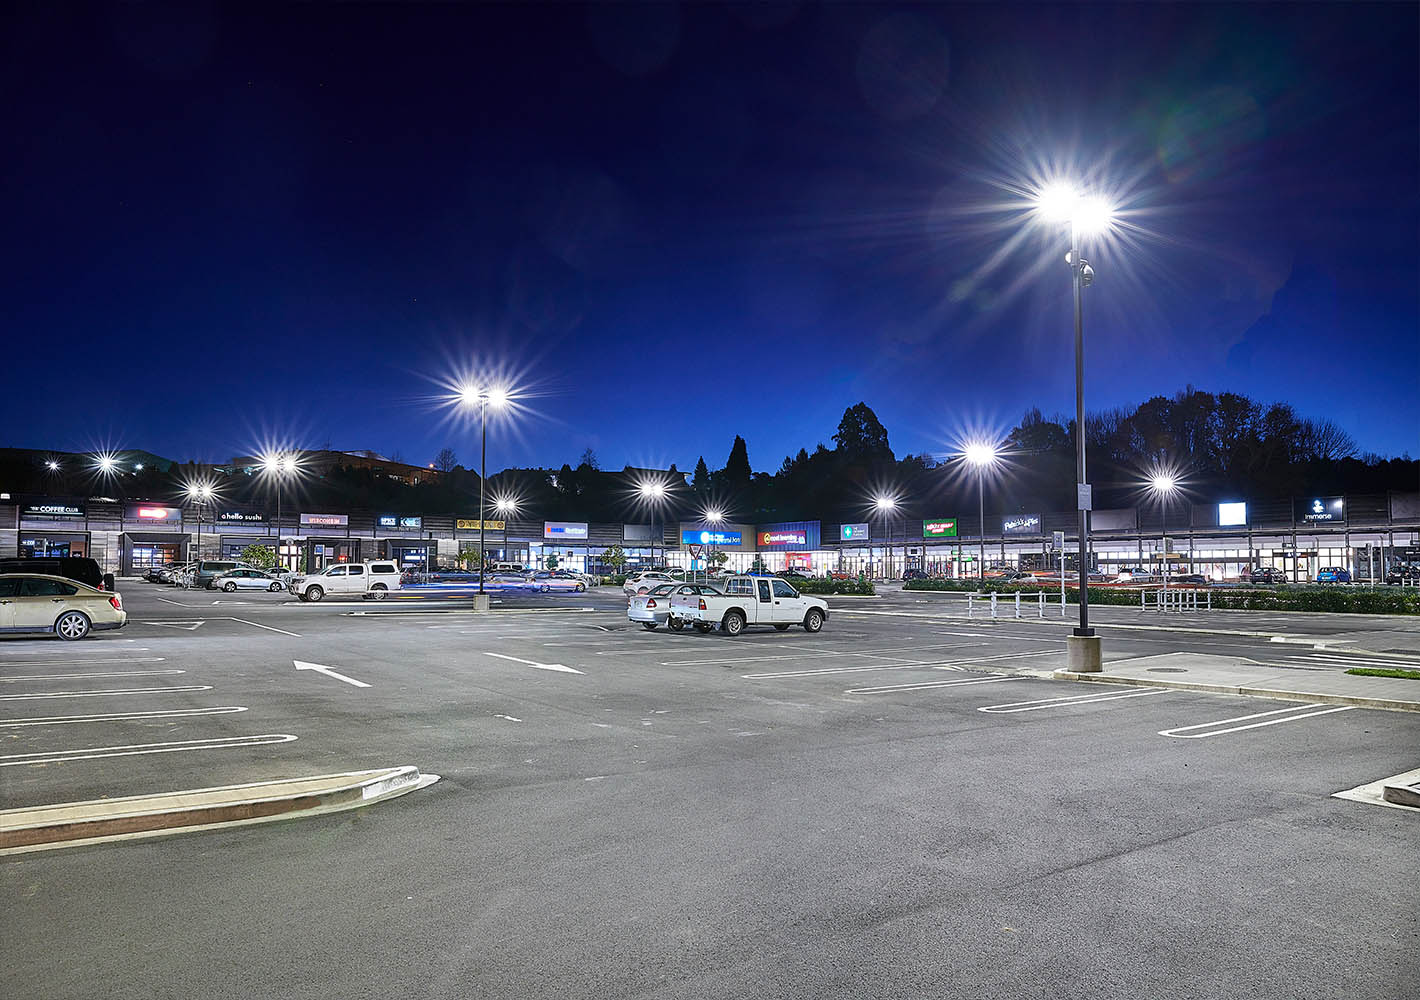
[456,519,506,531]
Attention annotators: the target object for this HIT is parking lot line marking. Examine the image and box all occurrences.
[492,714,523,723]
[0,647,150,656]
[224,617,301,637]
[1293,653,1420,667]
[0,657,166,668]
[659,640,987,667]
[0,733,298,767]
[744,648,1052,679]
[980,689,1167,713]
[0,707,248,728]
[746,662,951,679]
[845,676,1026,695]
[137,620,207,630]
[1159,704,1355,739]
[156,597,207,608]
[482,651,584,675]
[1,669,184,682]
[0,685,213,701]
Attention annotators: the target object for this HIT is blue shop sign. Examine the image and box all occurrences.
[378,514,423,530]
[681,529,742,546]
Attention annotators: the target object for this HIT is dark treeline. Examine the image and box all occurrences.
[3,389,1415,523]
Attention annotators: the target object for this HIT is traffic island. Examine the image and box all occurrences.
[471,593,491,611]
[1064,633,1103,672]
[0,766,439,855]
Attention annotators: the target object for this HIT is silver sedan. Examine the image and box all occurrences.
[211,568,287,593]
[628,583,720,631]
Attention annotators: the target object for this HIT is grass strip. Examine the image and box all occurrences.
[1345,666,1420,681]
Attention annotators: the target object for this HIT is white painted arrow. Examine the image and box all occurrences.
[293,660,371,688]
[139,620,206,630]
[482,651,584,675]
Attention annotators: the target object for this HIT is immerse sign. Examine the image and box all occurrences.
[681,529,742,546]
[127,504,182,522]
[1295,496,1345,523]
[377,514,423,530]
[922,519,957,538]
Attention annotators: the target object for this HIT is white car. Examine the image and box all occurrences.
[671,574,828,636]
[211,568,287,593]
[623,571,679,597]
[628,583,721,631]
[289,561,403,601]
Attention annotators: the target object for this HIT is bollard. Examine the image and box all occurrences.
[967,593,974,619]
[1207,590,1212,611]
[1038,591,1045,618]
[989,592,998,619]
[1014,591,1021,619]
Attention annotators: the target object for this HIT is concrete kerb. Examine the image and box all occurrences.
[0,766,439,855]
[1048,669,1420,714]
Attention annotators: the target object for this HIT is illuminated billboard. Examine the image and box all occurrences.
[922,519,958,538]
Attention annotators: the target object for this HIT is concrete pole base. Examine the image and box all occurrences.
[1064,634,1103,673]
[471,593,491,612]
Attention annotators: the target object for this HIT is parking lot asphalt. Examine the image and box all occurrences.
[3,581,1418,999]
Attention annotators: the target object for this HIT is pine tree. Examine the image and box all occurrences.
[724,436,751,485]
[692,456,711,493]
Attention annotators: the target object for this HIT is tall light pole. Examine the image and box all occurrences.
[262,453,298,570]
[1147,471,1179,593]
[186,482,214,577]
[873,495,897,580]
[638,480,669,569]
[460,384,509,595]
[704,506,725,580]
[1037,183,1112,659]
[964,442,999,581]
[494,496,520,565]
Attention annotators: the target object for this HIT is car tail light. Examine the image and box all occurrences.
[646,599,656,608]
[109,595,123,611]
[698,599,707,610]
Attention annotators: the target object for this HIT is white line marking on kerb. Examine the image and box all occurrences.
[845,676,1026,696]
[980,688,1167,713]
[293,660,370,688]
[0,733,297,766]
[0,707,248,728]
[1159,704,1355,739]
[0,685,212,701]
[0,669,184,682]
[482,651,584,675]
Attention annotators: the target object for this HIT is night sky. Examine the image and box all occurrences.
[4,3,1417,472]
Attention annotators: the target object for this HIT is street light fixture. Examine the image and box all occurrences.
[458,384,512,595]
[494,495,520,567]
[1036,180,1114,663]
[637,480,671,568]
[185,481,217,576]
[261,452,298,570]
[872,494,898,580]
[1146,470,1180,593]
[702,506,726,579]
[963,442,1001,580]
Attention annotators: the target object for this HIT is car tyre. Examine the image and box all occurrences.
[370,585,388,601]
[803,609,824,633]
[306,586,324,602]
[269,582,283,592]
[668,618,684,632]
[223,581,238,592]
[722,611,745,637]
[575,583,586,592]
[641,622,658,631]
[56,610,91,641]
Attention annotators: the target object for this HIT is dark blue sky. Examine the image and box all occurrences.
[4,2,1417,473]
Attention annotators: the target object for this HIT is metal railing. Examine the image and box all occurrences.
[1141,588,1211,612]
[966,590,1068,620]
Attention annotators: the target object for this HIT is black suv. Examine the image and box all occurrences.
[0,556,111,591]
[1248,567,1285,585]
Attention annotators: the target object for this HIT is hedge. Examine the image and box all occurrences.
[791,578,877,596]
[902,579,1420,615]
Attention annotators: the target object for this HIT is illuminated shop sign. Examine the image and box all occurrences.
[300,513,349,528]
[1002,514,1042,535]
[758,530,807,546]
[840,523,870,541]
[681,529,742,546]
[456,519,506,531]
[922,519,958,538]
[21,501,85,519]
[377,514,423,530]
[218,510,267,525]
[127,505,182,522]
[1295,496,1345,523]
[544,521,589,539]
[1217,502,1247,527]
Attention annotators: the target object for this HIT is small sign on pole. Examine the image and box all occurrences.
[687,544,704,559]
[1052,530,1065,550]
[1076,483,1093,511]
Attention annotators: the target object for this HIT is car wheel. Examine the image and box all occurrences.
[223,581,238,592]
[540,584,550,593]
[306,586,324,602]
[668,618,685,632]
[269,582,283,592]
[575,583,585,592]
[370,585,388,600]
[803,609,824,633]
[774,624,791,631]
[722,611,745,637]
[56,610,91,641]
[642,622,658,631]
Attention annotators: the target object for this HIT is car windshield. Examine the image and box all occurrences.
[648,584,675,595]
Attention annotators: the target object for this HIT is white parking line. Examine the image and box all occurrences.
[845,675,1026,696]
[0,707,248,728]
[979,688,1167,713]
[0,647,150,656]
[0,685,213,701]
[746,648,1052,679]
[1159,704,1355,739]
[0,733,297,766]
[660,641,987,667]
[224,617,302,637]
[0,669,184,682]
[0,657,166,668]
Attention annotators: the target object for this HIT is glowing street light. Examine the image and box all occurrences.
[637,479,674,567]
[493,495,520,565]
[184,480,218,575]
[1146,469,1181,592]
[259,452,299,568]
[45,460,59,472]
[963,442,1001,580]
[1035,179,1116,664]
[871,494,899,580]
[458,384,513,595]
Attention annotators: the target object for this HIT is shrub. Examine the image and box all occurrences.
[792,578,876,596]
[900,579,1420,614]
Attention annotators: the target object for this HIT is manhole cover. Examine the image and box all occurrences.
[1146,667,1188,673]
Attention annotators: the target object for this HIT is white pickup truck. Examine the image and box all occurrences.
[289,560,402,601]
[670,575,828,636]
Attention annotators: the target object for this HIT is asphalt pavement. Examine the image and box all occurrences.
[2,581,1417,999]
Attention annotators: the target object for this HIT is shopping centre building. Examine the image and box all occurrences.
[3,491,1417,582]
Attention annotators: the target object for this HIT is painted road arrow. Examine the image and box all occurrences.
[293,660,371,688]
[482,651,584,675]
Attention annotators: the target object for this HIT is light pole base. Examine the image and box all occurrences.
[471,593,491,613]
[1063,634,1103,673]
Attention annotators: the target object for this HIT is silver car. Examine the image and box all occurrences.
[628,583,720,631]
[211,568,287,593]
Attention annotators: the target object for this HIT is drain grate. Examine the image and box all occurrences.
[1146,667,1188,673]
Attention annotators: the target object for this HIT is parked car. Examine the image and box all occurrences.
[628,583,723,630]
[1169,573,1209,586]
[211,568,287,593]
[1248,567,1286,585]
[0,556,110,592]
[532,572,588,593]
[1385,565,1420,585]
[0,573,126,640]
[1316,567,1352,584]
[902,569,930,581]
[671,574,829,635]
[624,571,676,597]
[777,568,811,580]
[189,561,245,590]
[289,560,403,601]
[997,571,1035,583]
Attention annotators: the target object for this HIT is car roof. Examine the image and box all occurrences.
[0,572,99,591]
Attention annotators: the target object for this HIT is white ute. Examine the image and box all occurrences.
[289,560,402,601]
[670,575,828,636]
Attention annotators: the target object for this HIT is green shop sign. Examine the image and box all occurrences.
[923,519,958,538]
